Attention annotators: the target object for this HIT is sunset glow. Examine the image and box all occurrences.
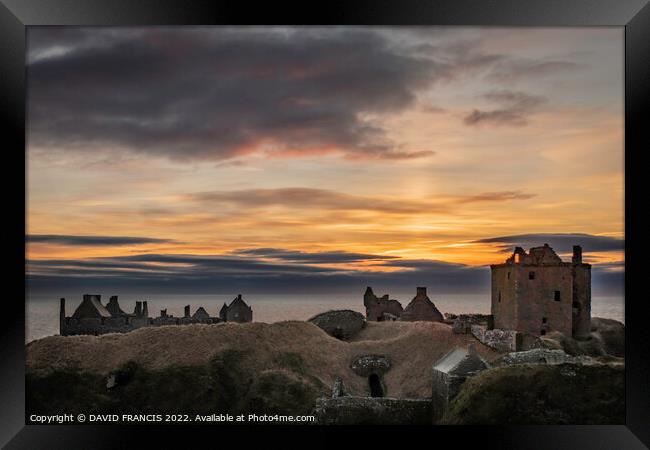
[26,27,624,294]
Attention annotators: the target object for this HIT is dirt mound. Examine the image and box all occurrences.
[27,320,501,398]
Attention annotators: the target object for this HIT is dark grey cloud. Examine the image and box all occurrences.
[28,28,441,161]
[28,28,583,162]
[463,90,547,127]
[26,247,622,295]
[28,253,337,278]
[27,234,175,246]
[233,248,397,264]
[26,251,486,294]
[474,233,624,254]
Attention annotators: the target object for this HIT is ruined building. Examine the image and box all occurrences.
[491,244,591,338]
[219,294,253,323]
[401,287,444,322]
[364,287,403,321]
[431,345,489,421]
[59,294,252,336]
[363,286,443,322]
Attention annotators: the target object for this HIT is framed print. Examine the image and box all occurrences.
[1,0,649,448]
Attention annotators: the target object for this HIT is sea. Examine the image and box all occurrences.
[25,293,625,343]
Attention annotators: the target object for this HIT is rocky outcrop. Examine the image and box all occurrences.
[308,310,366,340]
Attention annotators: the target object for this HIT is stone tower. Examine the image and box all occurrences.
[490,244,591,338]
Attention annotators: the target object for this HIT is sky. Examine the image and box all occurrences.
[26,26,624,295]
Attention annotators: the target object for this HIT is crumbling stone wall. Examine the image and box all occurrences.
[401,287,443,322]
[363,287,403,321]
[350,355,391,377]
[495,348,589,366]
[60,296,223,336]
[470,325,519,352]
[312,396,432,425]
[432,371,468,422]
[572,263,592,338]
[451,314,493,334]
[224,294,253,323]
[61,316,150,336]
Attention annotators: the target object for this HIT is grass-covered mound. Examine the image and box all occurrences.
[441,362,624,425]
[27,321,499,399]
[27,349,326,417]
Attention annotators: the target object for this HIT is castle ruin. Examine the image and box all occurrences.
[219,294,253,323]
[363,287,403,321]
[363,286,443,322]
[59,294,253,336]
[401,287,444,322]
[490,244,591,338]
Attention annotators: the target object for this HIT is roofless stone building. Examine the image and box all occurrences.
[59,294,253,336]
[490,244,591,338]
[363,286,443,322]
[219,294,253,323]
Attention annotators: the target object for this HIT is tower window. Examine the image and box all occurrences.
[498,291,501,303]
[554,290,561,301]
[529,271,535,280]
[540,329,546,336]
[542,317,547,324]
[507,272,511,279]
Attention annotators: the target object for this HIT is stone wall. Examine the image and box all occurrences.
[571,264,592,338]
[61,317,150,336]
[496,348,588,366]
[431,371,469,422]
[312,396,432,425]
[493,264,574,336]
[62,314,220,336]
[470,325,519,352]
[451,314,493,334]
[350,355,391,377]
[363,287,403,321]
[401,287,443,322]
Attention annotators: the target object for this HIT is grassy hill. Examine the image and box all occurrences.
[441,362,624,424]
[26,320,500,416]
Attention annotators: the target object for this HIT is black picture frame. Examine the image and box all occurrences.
[1,0,648,448]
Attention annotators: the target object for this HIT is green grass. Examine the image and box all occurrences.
[442,363,624,425]
[27,349,326,417]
